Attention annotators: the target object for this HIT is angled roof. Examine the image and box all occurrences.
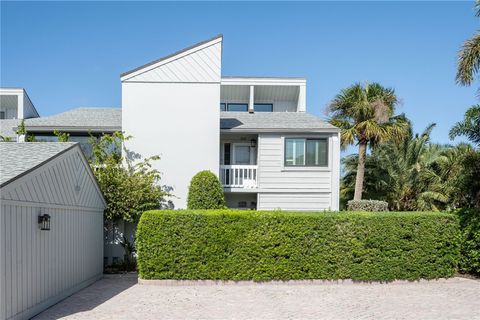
[0,119,21,139]
[24,107,121,132]
[121,34,223,81]
[0,142,76,186]
[220,112,339,133]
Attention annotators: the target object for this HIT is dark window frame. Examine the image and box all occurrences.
[254,103,273,112]
[220,103,226,111]
[284,138,328,167]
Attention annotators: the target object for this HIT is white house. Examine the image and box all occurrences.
[121,35,340,211]
[0,88,40,142]
[0,142,106,320]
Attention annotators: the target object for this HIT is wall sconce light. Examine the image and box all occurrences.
[38,213,51,231]
[250,139,256,148]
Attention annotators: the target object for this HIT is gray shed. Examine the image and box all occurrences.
[0,142,106,320]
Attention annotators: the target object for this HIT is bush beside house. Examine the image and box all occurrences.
[347,199,389,211]
[187,170,226,209]
[136,210,459,281]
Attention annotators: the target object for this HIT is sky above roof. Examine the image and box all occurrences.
[1,1,478,153]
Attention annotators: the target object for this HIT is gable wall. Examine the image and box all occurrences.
[0,147,105,210]
[122,37,222,209]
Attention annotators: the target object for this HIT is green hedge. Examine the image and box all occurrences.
[457,209,480,275]
[136,210,460,281]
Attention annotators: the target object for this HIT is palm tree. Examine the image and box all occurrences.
[456,0,480,86]
[340,124,459,211]
[328,82,409,200]
[449,105,480,146]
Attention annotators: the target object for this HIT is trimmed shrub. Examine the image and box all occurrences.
[136,210,459,281]
[187,171,226,209]
[347,199,389,211]
[457,209,480,275]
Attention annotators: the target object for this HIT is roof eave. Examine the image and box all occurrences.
[220,127,340,133]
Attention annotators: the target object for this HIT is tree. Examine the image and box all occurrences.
[328,82,409,200]
[89,132,170,222]
[456,0,480,86]
[449,105,480,146]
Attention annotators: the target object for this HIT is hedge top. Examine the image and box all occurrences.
[142,209,454,219]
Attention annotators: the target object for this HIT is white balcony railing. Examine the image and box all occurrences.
[220,165,258,189]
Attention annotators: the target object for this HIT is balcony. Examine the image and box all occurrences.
[220,165,258,189]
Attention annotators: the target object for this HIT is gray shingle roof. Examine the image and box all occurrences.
[25,107,121,132]
[0,119,21,139]
[220,112,338,132]
[0,142,77,186]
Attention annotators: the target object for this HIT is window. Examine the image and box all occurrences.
[254,103,273,112]
[285,138,328,167]
[220,103,226,111]
[0,111,5,119]
[227,103,248,112]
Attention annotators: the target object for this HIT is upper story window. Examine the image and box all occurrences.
[220,103,248,112]
[254,103,273,112]
[285,138,328,167]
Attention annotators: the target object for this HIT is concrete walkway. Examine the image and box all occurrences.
[34,275,480,320]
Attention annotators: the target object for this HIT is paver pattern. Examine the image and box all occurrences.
[34,275,480,320]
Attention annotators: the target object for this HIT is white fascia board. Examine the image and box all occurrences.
[221,77,306,86]
[121,36,223,82]
[0,88,24,95]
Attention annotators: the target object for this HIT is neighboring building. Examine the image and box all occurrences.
[0,88,40,141]
[0,89,121,156]
[0,142,106,320]
[121,35,340,210]
[23,107,121,157]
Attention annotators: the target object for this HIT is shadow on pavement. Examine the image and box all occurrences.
[32,273,137,319]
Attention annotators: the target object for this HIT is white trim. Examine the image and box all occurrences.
[280,134,332,172]
[221,77,306,86]
[0,199,104,212]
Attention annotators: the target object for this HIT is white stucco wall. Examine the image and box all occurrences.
[122,82,220,208]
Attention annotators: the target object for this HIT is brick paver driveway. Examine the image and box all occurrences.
[34,274,479,320]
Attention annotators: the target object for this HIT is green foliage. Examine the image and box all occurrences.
[347,200,388,212]
[15,119,27,136]
[89,132,170,222]
[187,170,226,209]
[53,129,70,142]
[328,82,409,200]
[457,209,480,275]
[342,123,480,210]
[0,135,12,142]
[136,210,459,281]
[15,119,36,142]
[449,105,480,146]
[328,82,409,149]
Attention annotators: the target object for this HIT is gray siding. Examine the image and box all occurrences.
[0,146,104,320]
[257,193,331,211]
[257,133,340,210]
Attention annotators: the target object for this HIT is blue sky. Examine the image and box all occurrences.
[1,1,478,151]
